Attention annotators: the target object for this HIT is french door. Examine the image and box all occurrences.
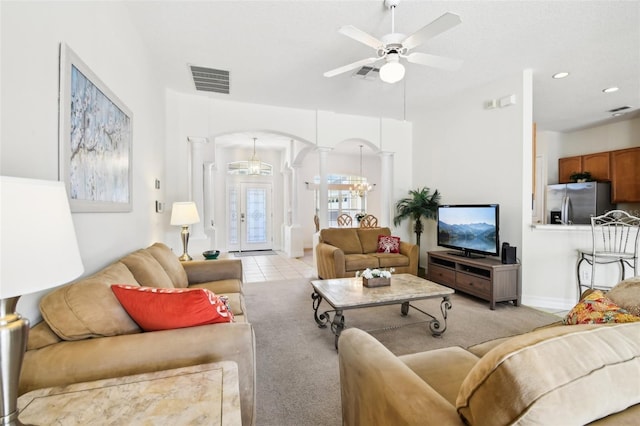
[227,183,272,252]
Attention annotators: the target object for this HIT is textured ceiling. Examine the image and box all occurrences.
[125,0,640,147]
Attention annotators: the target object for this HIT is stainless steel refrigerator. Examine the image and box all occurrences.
[546,182,616,224]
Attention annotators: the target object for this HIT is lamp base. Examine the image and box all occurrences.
[178,225,192,262]
[1,297,29,426]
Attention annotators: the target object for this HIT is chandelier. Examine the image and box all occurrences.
[248,137,261,175]
[350,145,373,198]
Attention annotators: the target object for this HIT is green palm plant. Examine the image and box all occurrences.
[393,187,441,259]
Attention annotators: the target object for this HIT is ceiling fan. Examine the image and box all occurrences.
[324,0,462,84]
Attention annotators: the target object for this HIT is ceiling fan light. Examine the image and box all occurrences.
[379,56,405,83]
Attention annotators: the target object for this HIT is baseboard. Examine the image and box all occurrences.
[522,295,576,311]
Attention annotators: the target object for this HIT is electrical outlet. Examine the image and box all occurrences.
[581,268,591,283]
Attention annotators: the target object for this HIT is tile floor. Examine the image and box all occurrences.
[235,249,317,283]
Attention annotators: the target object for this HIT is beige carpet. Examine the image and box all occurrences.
[244,278,561,426]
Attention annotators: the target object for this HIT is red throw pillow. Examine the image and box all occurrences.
[111,285,234,331]
[377,235,401,253]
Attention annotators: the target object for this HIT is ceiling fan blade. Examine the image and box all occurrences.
[402,12,461,51]
[339,25,384,50]
[323,57,380,78]
[405,52,463,71]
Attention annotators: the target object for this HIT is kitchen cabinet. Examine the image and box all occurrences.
[582,152,610,181]
[558,156,582,183]
[610,147,640,202]
[559,152,610,183]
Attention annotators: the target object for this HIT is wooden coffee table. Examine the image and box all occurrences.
[311,273,454,349]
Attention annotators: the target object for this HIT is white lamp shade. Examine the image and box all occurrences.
[379,54,405,84]
[170,202,200,226]
[1,176,84,298]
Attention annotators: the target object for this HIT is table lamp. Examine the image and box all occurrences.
[1,176,84,425]
[170,202,200,261]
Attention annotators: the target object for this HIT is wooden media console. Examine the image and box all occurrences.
[427,251,520,310]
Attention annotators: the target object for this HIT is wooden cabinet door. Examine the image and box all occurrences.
[610,147,640,202]
[558,156,582,183]
[583,152,610,181]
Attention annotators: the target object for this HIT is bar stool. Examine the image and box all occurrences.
[576,210,640,298]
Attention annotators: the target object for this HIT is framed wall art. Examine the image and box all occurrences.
[58,43,133,212]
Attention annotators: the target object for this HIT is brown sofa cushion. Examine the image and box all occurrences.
[26,321,62,350]
[320,228,362,254]
[120,249,174,288]
[344,254,380,272]
[357,227,391,253]
[40,262,142,340]
[370,253,410,268]
[145,242,188,288]
[456,322,640,426]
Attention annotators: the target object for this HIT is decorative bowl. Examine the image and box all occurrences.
[203,250,220,260]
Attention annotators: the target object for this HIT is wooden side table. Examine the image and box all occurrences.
[18,361,241,425]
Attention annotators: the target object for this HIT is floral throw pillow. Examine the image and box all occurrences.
[111,285,234,331]
[563,290,640,325]
[377,235,401,254]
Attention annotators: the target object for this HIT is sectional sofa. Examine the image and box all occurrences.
[19,243,256,425]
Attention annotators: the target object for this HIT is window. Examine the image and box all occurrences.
[312,174,371,227]
[227,161,273,176]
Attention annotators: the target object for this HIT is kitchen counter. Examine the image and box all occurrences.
[531,224,591,231]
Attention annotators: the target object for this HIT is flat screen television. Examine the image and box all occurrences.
[437,204,500,258]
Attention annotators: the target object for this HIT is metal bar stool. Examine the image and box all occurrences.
[576,210,640,298]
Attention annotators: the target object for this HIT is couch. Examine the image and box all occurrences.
[316,227,418,279]
[19,243,256,426]
[339,323,640,425]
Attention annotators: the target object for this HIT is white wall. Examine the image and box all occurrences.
[1,2,166,322]
[164,93,414,253]
[556,116,640,157]
[411,71,532,270]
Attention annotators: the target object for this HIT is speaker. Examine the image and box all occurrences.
[501,243,517,264]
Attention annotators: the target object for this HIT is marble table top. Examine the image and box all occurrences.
[18,361,241,425]
[311,273,454,309]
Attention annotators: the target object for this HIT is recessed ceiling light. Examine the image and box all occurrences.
[552,72,570,79]
[602,87,619,93]
[612,112,624,117]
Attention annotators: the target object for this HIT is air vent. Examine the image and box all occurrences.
[189,65,230,94]
[608,105,631,113]
[352,66,380,81]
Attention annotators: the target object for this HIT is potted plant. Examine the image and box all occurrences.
[393,187,441,269]
[569,171,593,182]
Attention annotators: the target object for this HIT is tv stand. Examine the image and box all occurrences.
[448,251,485,259]
[427,251,520,310]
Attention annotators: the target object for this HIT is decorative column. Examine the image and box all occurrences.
[284,162,304,258]
[187,136,209,240]
[379,151,394,227]
[317,147,332,229]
